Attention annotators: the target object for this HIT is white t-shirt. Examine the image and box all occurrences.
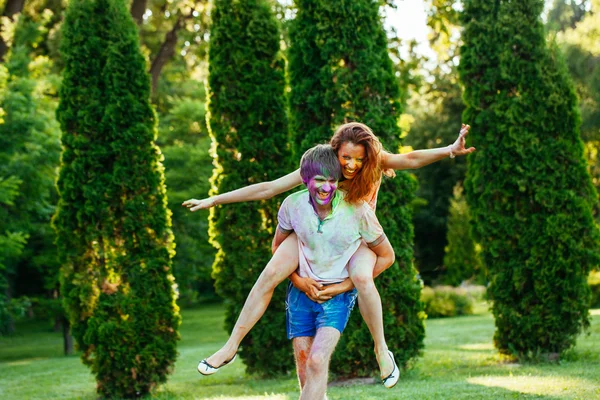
[277,189,385,284]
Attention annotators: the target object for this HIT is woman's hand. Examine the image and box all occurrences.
[449,124,476,157]
[182,198,216,211]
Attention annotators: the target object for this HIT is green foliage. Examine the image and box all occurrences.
[207,0,293,376]
[405,66,467,284]
[589,270,600,308]
[546,0,589,33]
[54,0,179,396]
[420,285,478,318]
[460,0,600,360]
[555,0,600,218]
[156,76,217,305]
[288,0,425,376]
[397,0,466,284]
[0,13,61,334]
[441,184,483,286]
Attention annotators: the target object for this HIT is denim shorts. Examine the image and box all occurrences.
[285,282,358,339]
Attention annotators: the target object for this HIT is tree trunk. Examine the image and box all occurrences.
[149,16,183,95]
[130,0,148,26]
[62,317,73,355]
[54,316,61,332]
[0,0,26,62]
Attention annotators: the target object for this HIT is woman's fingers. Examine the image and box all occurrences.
[182,199,200,208]
[183,198,216,211]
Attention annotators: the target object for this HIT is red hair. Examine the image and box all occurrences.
[330,122,386,205]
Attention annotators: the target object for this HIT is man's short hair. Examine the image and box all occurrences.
[300,144,342,182]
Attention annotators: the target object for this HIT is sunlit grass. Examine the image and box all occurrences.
[1,304,599,399]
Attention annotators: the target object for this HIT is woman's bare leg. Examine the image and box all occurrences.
[348,244,393,378]
[205,233,299,367]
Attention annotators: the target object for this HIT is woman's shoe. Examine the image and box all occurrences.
[381,350,399,388]
[197,354,237,376]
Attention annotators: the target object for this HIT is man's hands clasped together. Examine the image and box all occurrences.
[291,275,350,303]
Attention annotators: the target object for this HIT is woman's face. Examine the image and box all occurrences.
[337,142,366,180]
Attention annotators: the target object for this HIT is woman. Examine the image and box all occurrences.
[184,122,474,384]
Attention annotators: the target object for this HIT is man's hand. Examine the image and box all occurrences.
[313,285,341,303]
[182,198,216,212]
[450,124,476,157]
[314,278,354,303]
[292,274,323,302]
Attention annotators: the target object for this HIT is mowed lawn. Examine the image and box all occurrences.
[1,303,599,400]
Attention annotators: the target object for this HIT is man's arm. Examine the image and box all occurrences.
[273,225,324,301]
[369,235,395,278]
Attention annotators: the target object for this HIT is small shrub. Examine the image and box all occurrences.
[421,285,480,318]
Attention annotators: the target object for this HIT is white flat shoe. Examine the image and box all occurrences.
[197,354,237,376]
[381,350,399,388]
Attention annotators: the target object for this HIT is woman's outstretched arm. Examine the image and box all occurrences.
[381,124,475,171]
[182,169,303,211]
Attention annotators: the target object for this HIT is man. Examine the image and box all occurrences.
[273,144,398,399]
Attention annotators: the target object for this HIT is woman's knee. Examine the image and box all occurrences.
[349,244,376,271]
[351,273,376,292]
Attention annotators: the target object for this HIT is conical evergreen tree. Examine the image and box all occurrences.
[54,0,179,396]
[207,0,293,375]
[460,0,600,359]
[289,0,425,376]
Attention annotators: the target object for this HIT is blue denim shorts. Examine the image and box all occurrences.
[286,282,358,339]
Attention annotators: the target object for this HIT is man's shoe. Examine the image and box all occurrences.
[197,354,237,376]
[381,350,399,389]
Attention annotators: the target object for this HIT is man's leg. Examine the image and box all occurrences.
[300,327,341,400]
[348,244,393,378]
[292,336,313,391]
[206,233,299,367]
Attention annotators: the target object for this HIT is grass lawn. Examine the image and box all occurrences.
[1,303,599,400]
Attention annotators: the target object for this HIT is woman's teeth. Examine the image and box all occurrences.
[318,192,329,199]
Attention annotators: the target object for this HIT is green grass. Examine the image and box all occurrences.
[1,303,599,400]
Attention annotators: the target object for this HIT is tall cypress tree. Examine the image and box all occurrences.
[289,0,425,376]
[460,0,600,359]
[54,0,179,396]
[207,0,293,376]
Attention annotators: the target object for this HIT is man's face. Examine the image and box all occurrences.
[305,174,338,207]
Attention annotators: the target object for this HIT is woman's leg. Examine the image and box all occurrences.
[205,233,299,367]
[348,244,393,378]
